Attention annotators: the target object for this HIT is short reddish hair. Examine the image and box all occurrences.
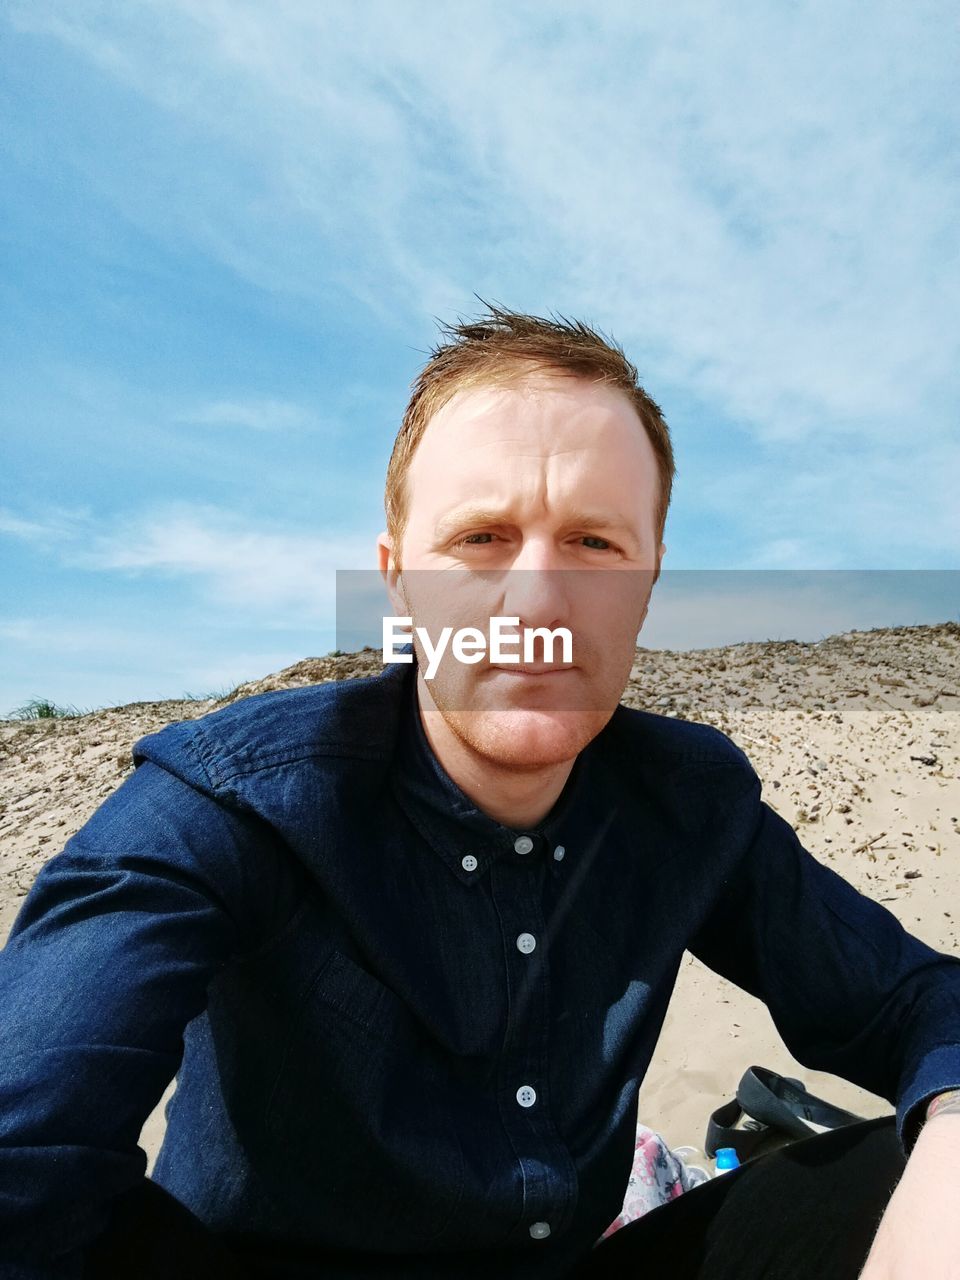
[385,301,675,568]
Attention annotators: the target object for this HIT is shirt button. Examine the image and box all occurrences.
[516,1084,537,1108]
[514,835,535,855]
[529,1221,551,1239]
[516,932,537,954]
[461,854,478,872]
[553,845,565,861]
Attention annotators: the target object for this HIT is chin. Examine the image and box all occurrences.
[452,706,609,770]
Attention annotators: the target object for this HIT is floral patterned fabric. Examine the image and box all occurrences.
[596,1123,706,1242]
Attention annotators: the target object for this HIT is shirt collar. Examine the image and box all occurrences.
[390,661,598,885]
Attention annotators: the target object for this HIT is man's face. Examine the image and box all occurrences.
[378,369,666,770]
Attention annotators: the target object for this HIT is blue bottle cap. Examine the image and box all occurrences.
[715,1147,741,1171]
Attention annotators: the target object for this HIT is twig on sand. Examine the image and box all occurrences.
[853,831,887,855]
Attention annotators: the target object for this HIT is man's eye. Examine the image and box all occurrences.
[453,532,497,547]
[581,536,612,550]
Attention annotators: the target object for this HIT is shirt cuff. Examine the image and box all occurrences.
[897,1043,960,1156]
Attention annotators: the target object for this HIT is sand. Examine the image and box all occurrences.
[1,623,958,1171]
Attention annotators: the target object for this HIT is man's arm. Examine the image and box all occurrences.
[0,725,279,1277]
[701,805,960,1280]
[855,1092,960,1277]
[686,762,960,1159]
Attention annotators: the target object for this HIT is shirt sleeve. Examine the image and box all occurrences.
[686,762,960,1160]
[0,724,275,1276]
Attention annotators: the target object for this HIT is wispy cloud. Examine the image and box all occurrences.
[8,1,958,447]
[178,398,318,432]
[0,615,167,658]
[689,433,960,570]
[0,506,90,546]
[72,504,374,615]
[0,509,57,542]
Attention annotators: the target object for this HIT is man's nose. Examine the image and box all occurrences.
[508,535,565,576]
[498,541,570,631]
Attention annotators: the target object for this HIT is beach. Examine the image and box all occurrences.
[2,622,957,1170]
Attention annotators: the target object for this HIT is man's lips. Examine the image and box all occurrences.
[487,664,576,676]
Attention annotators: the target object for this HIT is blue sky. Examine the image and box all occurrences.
[2,1,958,713]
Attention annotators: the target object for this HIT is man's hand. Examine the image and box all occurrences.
[858,1103,960,1280]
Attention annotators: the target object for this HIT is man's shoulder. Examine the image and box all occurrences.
[608,702,755,775]
[603,705,759,830]
[133,664,409,789]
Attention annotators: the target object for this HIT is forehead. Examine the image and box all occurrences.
[405,371,657,508]
[425,368,636,433]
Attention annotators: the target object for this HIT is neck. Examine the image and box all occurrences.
[415,681,575,830]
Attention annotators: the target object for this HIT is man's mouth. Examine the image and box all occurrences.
[488,664,576,676]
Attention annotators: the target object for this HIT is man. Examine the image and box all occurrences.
[1,305,959,1280]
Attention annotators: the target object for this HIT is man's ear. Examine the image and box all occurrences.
[651,541,666,588]
[376,531,408,616]
[638,543,666,633]
[637,595,651,634]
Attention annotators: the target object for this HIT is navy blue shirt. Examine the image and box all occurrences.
[3,659,960,1277]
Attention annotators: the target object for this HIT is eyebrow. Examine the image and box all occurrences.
[433,506,640,542]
